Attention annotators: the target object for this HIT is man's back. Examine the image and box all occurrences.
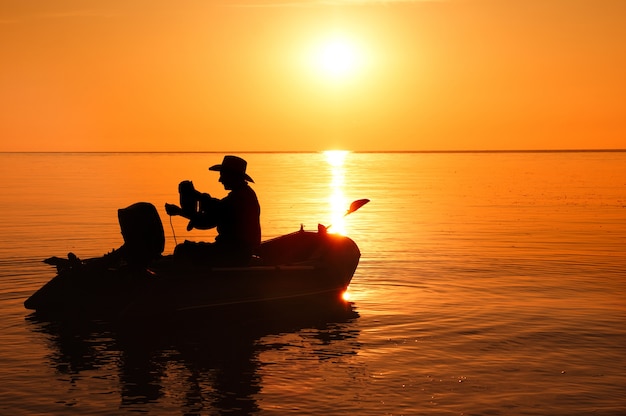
[215,183,261,255]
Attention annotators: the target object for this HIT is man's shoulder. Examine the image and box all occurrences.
[226,184,258,200]
[242,185,259,203]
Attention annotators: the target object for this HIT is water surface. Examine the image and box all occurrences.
[1,151,624,415]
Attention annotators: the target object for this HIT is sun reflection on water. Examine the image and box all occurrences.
[323,150,349,234]
[324,150,349,167]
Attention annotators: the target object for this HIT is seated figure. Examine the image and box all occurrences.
[166,155,261,266]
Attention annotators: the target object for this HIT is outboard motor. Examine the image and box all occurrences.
[118,202,165,265]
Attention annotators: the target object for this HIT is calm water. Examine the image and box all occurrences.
[0,151,624,415]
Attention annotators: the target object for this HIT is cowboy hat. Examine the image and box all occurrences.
[209,155,254,183]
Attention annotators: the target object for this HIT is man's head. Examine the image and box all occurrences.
[209,155,254,189]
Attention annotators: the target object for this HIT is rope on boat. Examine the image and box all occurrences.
[169,214,178,246]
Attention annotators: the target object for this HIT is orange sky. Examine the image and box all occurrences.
[1,0,625,152]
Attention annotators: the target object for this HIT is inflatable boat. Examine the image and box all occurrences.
[24,202,363,320]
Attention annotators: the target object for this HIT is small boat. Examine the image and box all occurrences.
[24,202,363,320]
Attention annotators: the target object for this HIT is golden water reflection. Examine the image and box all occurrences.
[324,150,349,235]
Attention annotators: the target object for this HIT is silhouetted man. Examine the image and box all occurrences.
[165,155,261,266]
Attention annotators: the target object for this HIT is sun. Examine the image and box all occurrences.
[318,40,357,77]
[310,35,364,81]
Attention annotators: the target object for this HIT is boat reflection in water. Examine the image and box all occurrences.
[26,298,360,414]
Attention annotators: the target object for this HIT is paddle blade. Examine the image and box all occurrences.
[345,199,370,216]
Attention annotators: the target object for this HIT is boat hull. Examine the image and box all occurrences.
[24,230,360,320]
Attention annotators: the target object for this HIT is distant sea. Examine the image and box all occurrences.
[1,151,625,415]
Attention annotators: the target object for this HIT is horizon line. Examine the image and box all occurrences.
[1,149,625,154]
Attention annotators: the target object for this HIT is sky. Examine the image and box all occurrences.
[1,0,625,152]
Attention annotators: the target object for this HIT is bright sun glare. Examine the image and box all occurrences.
[324,150,349,166]
[311,36,364,81]
[324,150,349,235]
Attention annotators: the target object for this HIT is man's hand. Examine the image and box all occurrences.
[165,203,183,216]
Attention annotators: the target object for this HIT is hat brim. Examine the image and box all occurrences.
[209,164,254,183]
